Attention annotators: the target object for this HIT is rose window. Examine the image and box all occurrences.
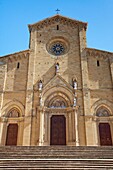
[51,43,65,56]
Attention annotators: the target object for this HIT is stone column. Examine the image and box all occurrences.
[74,107,80,146]
[68,112,72,145]
[39,107,45,146]
[0,117,8,146]
[30,108,37,145]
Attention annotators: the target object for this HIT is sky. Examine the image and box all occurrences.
[0,0,113,56]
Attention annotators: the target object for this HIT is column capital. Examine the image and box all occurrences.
[1,117,8,123]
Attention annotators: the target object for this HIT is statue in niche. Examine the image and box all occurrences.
[55,63,59,73]
[73,80,77,90]
[39,80,43,91]
[73,97,77,107]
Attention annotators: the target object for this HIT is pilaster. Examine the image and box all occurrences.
[80,50,91,145]
[109,55,113,85]
[0,64,7,115]
[23,30,36,146]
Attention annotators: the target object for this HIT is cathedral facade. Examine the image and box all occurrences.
[0,15,113,146]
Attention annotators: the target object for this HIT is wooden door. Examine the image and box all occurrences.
[6,124,18,146]
[50,115,66,145]
[99,123,112,146]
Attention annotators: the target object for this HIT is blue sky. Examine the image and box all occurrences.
[0,0,113,56]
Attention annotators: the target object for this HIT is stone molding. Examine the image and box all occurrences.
[0,50,29,63]
[85,115,113,122]
[91,99,113,116]
[85,48,113,60]
[1,99,25,117]
[28,15,87,31]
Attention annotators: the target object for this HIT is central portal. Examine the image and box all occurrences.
[50,115,66,145]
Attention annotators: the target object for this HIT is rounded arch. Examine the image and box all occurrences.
[91,99,113,116]
[1,100,25,117]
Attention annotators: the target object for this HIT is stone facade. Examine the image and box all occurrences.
[0,15,113,146]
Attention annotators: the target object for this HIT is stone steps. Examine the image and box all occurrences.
[0,160,113,169]
[0,146,113,159]
[0,146,113,169]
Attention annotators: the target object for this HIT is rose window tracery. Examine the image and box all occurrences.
[46,37,69,57]
[50,42,65,56]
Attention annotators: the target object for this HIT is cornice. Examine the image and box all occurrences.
[28,15,87,31]
[0,49,30,62]
[85,48,113,60]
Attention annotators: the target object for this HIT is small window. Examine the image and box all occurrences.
[57,25,59,30]
[97,60,100,67]
[17,62,20,69]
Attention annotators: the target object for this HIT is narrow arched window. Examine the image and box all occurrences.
[17,62,20,69]
[97,60,100,67]
[57,25,59,30]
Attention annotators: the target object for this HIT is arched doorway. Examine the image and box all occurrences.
[5,108,20,146]
[6,124,18,146]
[96,107,112,146]
[42,91,76,146]
[50,115,66,145]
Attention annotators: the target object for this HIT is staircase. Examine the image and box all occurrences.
[0,146,113,169]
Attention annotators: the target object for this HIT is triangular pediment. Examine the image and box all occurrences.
[43,74,73,91]
[28,14,87,31]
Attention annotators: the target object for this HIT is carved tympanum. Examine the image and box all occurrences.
[96,107,110,117]
[8,109,20,118]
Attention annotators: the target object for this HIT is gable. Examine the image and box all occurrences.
[28,15,87,31]
[43,74,73,92]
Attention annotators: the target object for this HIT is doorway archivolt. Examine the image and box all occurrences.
[42,90,75,146]
[95,106,113,146]
[0,102,24,146]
